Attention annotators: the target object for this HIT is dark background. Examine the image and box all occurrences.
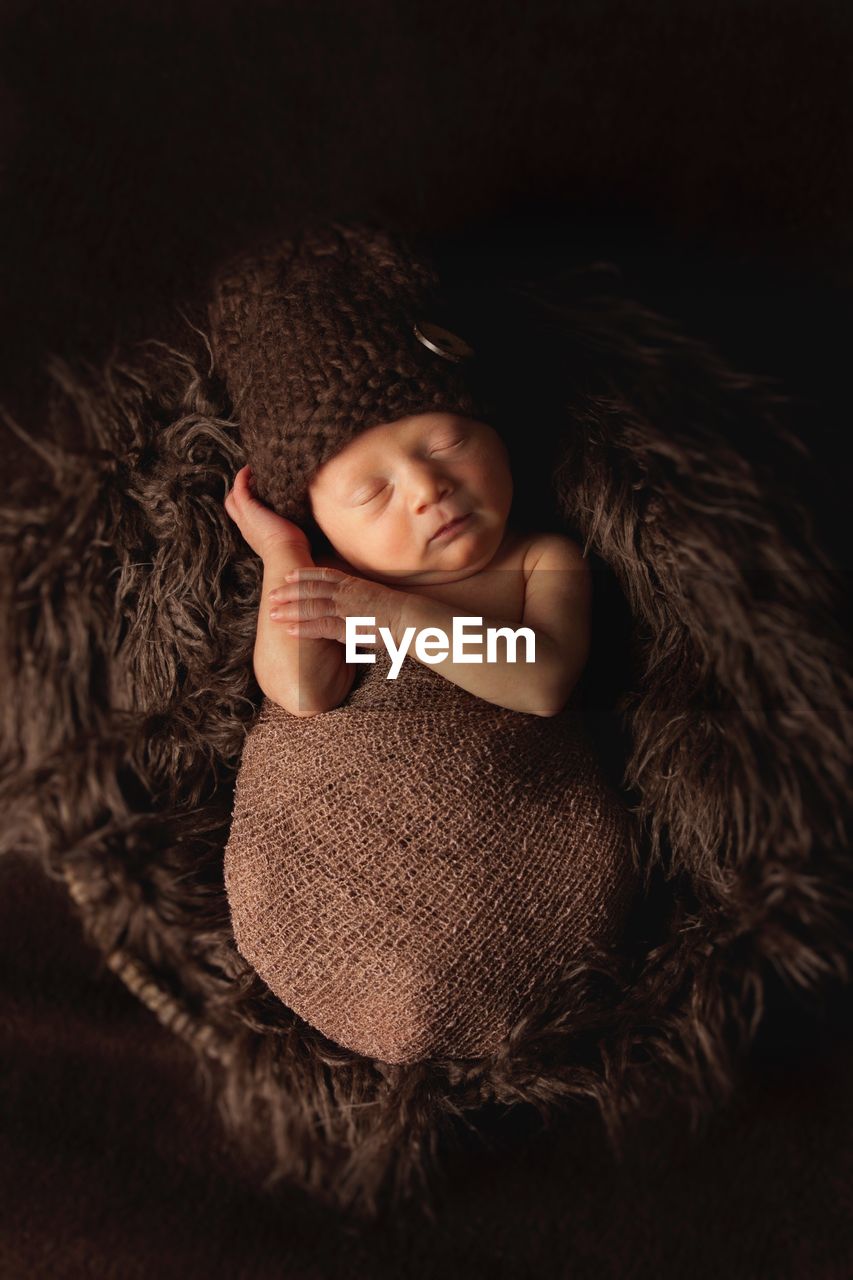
[1,2,851,1275]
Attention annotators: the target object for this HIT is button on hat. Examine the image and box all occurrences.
[413,320,475,363]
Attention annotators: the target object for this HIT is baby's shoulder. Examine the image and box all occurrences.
[521,531,589,579]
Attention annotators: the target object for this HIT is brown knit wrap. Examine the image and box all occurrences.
[224,647,638,1064]
[207,221,493,530]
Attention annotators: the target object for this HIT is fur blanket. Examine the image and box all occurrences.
[1,276,850,1223]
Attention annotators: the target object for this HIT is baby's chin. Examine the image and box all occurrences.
[371,552,489,586]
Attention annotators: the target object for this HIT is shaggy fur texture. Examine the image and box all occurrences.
[1,274,850,1224]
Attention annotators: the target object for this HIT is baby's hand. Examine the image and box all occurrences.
[268,567,408,644]
[224,466,310,559]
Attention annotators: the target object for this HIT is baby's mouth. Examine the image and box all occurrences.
[430,513,472,542]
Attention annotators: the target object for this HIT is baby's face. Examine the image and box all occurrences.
[308,413,513,585]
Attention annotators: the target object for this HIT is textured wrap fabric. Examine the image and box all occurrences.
[224,645,638,1064]
[206,222,494,530]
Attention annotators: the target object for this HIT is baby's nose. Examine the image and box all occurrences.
[410,467,451,509]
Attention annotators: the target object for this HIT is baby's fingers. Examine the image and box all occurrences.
[270,595,336,622]
[223,488,242,524]
[269,577,332,603]
[230,465,257,500]
[284,616,347,643]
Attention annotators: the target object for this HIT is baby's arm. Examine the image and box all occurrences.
[255,545,356,716]
[263,535,590,716]
[224,466,354,716]
[397,534,591,716]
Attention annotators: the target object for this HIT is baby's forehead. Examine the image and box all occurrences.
[312,413,480,484]
[358,412,469,447]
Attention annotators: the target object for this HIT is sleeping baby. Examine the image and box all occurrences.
[224,410,592,721]
[222,408,637,1065]
[212,220,638,1065]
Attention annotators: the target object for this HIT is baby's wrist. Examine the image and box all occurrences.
[262,541,316,579]
[388,590,416,646]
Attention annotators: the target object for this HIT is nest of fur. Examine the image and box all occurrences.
[1,277,850,1224]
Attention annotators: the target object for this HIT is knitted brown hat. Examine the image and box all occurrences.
[207,221,497,532]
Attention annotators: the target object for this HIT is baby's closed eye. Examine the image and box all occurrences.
[356,485,388,505]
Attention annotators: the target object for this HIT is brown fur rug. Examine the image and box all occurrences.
[1,270,850,1224]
